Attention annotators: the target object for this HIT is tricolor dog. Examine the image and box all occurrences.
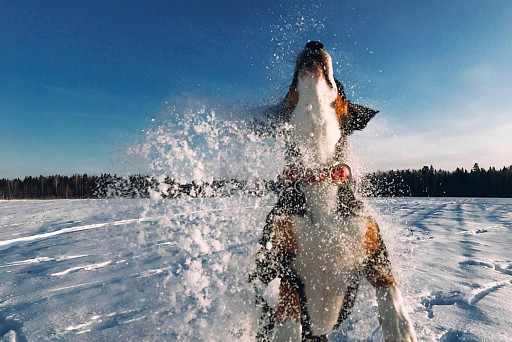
[251,42,417,341]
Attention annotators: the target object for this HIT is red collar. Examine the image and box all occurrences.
[282,163,352,184]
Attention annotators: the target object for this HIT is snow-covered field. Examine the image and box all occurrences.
[1,197,511,341]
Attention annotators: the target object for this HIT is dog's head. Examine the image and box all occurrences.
[280,41,378,135]
[291,41,336,91]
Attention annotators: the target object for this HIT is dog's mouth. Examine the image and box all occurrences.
[295,41,334,89]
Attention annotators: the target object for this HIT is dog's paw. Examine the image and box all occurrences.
[271,321,302,342]
[376,286,418,342]
[380,315,417,342]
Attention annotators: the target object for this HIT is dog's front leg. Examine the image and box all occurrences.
[364,218,417,342]
[270,216,302,342]
[272,279,302,342]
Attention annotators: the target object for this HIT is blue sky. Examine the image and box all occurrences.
[1,0,511,178]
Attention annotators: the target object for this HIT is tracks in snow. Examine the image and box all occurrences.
[0,207,236,249]
[421,258,512,318]
[0,217,155,249]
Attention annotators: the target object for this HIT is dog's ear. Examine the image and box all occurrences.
[346,102,379,133]
[334,78,378,134]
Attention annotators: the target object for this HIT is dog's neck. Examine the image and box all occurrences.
[287,73,345,216]
[288,74,342,168]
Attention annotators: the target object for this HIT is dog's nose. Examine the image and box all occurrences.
[305,41,324,51]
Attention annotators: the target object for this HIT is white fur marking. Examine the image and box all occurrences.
[289,71,340,167]
[292,214,366,335]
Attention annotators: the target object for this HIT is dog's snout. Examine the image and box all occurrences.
[305,41,324,51]
[301,41,326,68]
[291,40,334,89]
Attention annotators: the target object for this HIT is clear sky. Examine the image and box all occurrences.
[1,0,511,178]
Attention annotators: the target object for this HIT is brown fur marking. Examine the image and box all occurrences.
[371,273,396,289]
[363,217,380,255]
[276,280,301,324]
[333,93,349,125]
[281,90,299,122]
[271,217,298,253]
[364,218,396,289]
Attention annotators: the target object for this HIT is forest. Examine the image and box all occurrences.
[0,174,248,200]
[364,163,512,198]
[1,164,511,199]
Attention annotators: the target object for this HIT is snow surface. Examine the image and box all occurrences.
[1,197,511,341]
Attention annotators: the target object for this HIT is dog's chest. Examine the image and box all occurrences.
[291,185,367,334]
[291,188,366,274]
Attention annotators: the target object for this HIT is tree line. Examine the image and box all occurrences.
[363,164,512,198]
[0,174,97,199]
[1,164,512,199]
[0,174,256,200]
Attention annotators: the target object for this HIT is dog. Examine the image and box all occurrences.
[251,41,417,342]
